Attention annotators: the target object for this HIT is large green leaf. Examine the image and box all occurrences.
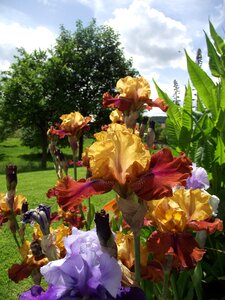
[182,82,193,130]
[220,78,225,109]
[205,31,224,78]
[179,83,193,150]
[166,117,180,149]
[185,51,218,119]
[214,135,225,166]
[216,108,225,134]
[154,80,181,131]
[209,20,225,55]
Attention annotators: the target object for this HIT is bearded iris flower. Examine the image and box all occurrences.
[103,76,168,113]
[0,192,27,226]
[47,124,192,214]
[146,189,223,269]
[49,111,92,139]
[19,228,147,299]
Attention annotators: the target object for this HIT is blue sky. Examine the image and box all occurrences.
[0,0,224,99]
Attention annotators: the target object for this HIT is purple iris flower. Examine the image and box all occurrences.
[19,228,147,300]
[186,164,209,190]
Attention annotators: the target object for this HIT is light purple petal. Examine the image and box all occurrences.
[186,164,209,190]
[98,253,122,298]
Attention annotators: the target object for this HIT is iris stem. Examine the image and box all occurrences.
[73,150,77,181]
[170,272,179,300]
[134,233,141,284]
[86,197,91,230]
[162,255,173,299]
[72,149,88,230]
[13,233,21,248]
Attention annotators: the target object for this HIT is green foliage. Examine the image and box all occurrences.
[155,21,225,197]
[0,19,138,167]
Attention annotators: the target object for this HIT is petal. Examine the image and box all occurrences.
[131,148,192,200]
[98,253,122,298]
[8,263,33,283]
[103,92,131,111]
[187,218,223,234]
[47,176,113,211]
[146,98,168,112]
[186,164,209,190]
[148,231,205,269]
[89,124,150,185]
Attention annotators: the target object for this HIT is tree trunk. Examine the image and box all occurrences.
[40,128,48,169]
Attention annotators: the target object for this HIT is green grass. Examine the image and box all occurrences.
[0,137,115,299]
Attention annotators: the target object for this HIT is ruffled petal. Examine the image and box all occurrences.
[131,149,192,200]
[148,231,205,269]
[146,98,168,112]
[103,92,131,111]
[187,218,223,234]
[47,176,114,211]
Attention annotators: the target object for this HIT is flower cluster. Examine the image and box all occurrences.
[1,75,224,300]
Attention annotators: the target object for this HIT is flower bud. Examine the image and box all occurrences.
[95,210,117,258]
[6,165,17,192]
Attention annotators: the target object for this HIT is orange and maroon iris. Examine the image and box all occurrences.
[47,124,192,211]
[146,189,223,270]
[103,76,168,113]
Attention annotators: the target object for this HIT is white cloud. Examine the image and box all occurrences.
[0,22,56,71]
[106,0,192,73]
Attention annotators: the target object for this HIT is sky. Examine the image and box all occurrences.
[0,0,225,99]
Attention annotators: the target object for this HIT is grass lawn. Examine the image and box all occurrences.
[0,137,115,299]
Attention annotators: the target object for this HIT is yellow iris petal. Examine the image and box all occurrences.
[146,189,212,233]
[116,76,150,102]
[88,124,150,184]
[109,109,124,123]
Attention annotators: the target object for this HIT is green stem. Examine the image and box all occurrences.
[10,209,19,231]
[162,255,173,300]
[73,151,77,181]
[134,233,141,284]
[86,197,91,230]
[162,271,170,300]
[12,232,20,248]
[170,272,179,300]
[79,204,88,231]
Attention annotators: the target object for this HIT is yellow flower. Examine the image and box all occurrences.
[116,231,148,269]
[146,189,212,233]
[88,123,150,185]
[0,192,27,215]
[109,109,124,124]
[60,111,91,136]
[116,76,150,103]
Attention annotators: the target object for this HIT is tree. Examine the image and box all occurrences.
[0,19,138,168]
